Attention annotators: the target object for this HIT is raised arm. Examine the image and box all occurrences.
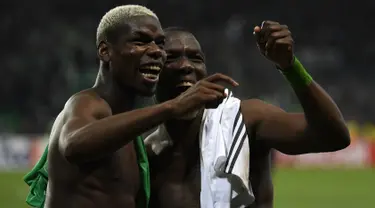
[241,21,350,155]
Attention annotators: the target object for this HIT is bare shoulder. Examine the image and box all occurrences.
[63,89,112,120]
[49,89,111,138]
[240,98,285,125]
[48,89,113,161]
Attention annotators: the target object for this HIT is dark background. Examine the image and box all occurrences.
[1,0,373,133]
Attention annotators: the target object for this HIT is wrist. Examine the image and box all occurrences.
[159,100,177,120]
[277,56,295,70]
[279,56,313,88]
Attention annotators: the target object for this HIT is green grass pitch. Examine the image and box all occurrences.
[0,168,373,208]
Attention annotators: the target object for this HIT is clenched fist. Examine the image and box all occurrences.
[170,73,239,118]
[254,20,294,69]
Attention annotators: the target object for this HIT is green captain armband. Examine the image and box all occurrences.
[279,57,313,89]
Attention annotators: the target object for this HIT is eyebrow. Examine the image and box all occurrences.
[132,30,165,41]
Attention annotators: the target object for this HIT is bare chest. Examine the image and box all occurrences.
[149,140,201,208]
[78,141,141,195]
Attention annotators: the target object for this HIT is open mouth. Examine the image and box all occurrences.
[175,81,195,93]
[176,81,194,88]
[139,64,162,82]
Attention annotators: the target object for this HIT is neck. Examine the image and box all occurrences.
[164,110,204,143]
[93,64,154,113]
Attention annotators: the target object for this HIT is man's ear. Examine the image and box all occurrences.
[97,41,110,62]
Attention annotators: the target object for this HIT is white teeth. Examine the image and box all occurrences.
[150,66,161,71]
[176,82,194,87]
[141,65,161,71]
[141,73,159,79]
[140,65,161,80]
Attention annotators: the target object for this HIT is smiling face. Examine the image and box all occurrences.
[156,29,207,103]
[98,15,166,96]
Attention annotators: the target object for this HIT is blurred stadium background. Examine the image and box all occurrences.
[1,0,375,207]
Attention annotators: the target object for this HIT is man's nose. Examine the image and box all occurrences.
[178,58,194,74]
[147,42,165,59]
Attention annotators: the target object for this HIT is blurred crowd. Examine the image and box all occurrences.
[1,0,375,133]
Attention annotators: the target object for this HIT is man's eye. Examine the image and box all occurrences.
[133,41,146,46]
[191,58,203,63]
[156,40,165,49]
[166,55,179,61]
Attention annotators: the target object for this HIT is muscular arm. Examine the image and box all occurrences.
[59,93,174,163]
[241,62,350,155]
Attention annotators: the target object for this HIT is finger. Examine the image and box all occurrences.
[200,81,227,95]
[274,36,294,45]
[260,24,284,45]
[253,21,267,45]
[256,22,281,53]
[262,20,279,26]
[275,37,294,51]
[254,26,261,33]
[202,89,225,109]
[258,21,279,38]
[204,94,220,102]
[268,24,288,32]
[253,26,261,44]
[205,73,239,86]
[265,37,293,58]
[265,29,291,50]
[203,88,226,98]
[260,20,280,30]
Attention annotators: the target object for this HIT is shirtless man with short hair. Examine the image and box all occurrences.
[44,5,238,208]
[147,23,350,208]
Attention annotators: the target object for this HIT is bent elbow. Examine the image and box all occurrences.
[329,126,351,151]
[61,143,77,164]
[63,145,78,164]
[337,134,351,150]
[330,137,350,151]
[60,135,83,164]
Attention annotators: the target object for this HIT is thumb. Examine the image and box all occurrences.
[253,26,261,43]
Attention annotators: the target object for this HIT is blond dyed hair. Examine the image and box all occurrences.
[96,5,158,46]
